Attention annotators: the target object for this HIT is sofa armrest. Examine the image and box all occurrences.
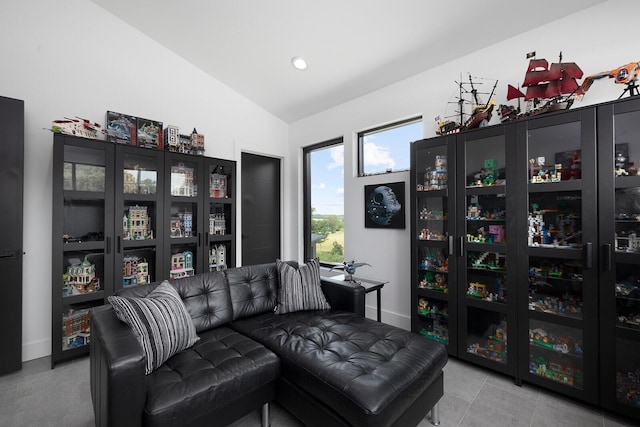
[90,304,146,427]
[320,278,365,316]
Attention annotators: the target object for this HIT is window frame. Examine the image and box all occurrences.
[357,116,422,177]
[303,137,344,266]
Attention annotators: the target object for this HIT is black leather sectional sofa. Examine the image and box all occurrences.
[90,262,448,427]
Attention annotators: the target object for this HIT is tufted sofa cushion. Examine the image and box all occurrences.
[143,326,280,427]
[116,271,233,333]
[231,310,448,427]
[225,263,280,320]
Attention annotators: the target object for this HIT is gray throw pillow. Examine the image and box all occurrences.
[276,258,330,314]
[108,281,199,375]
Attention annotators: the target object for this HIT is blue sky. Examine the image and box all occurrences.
[311,121,422,216]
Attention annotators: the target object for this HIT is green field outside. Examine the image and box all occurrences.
[316,229,344,262]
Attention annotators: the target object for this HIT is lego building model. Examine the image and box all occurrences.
[122,255,150,287]
[209,244,227,271]
[209,212,226,235]
[528,204,581,248]
[420,155,447,191]
[418,271,448,292]
[616,370,640,408]
[62,309,90,350]
[63,257,100,296]
[191,128,205,156]
[123,205,153,240]
[170,251,194,279]
[417,298,449,344]
[171,163,196,196]
[210,170,228,198]
[467,320,508,364]
[164,125,181,152]
[170,210,194,238]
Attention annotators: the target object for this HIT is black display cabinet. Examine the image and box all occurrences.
[411,134,458,355]
[52,134,115,367]
[597,96,640,419]
[456,124,518,379]
[53,135,236,366]
[515,108,599,405]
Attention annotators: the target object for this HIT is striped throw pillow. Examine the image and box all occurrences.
[276,258,330,314]
[108,281,199,375]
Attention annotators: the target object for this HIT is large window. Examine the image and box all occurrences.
[303,138,344,264]
[358,117,422,176]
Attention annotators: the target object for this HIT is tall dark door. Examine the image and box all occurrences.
[241,152,281,265]
[0,96,24,375]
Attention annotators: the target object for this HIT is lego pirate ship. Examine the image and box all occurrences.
[499,52,584,122]
[436,74,497,135]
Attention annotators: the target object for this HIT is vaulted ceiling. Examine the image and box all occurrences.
[91,0,605,123]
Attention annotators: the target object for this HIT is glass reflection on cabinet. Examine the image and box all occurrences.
[466,307,508,364]
[616,262,640,330]
[528,256,583,319]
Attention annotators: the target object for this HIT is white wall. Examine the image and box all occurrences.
[289,0,637,329]
[0,0,289,361]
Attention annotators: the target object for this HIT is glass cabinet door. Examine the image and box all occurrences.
[165,153,203,279]
[114,146,163,290]
[598,99,640,418]
[411,136,457,355]
[52,135,114,365]
[205,159,235,271]
[519,110,598,404]
[457,126,517,376]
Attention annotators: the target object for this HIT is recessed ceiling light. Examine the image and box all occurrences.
[291,56,308,70]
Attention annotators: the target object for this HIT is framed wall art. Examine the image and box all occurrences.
[364,181,405,229]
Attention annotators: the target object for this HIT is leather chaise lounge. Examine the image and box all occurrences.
[90,262,448,427]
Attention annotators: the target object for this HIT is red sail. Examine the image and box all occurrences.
[525,85,548,101]
[560,62,583,79]
[523,59,551,86]
[546,63,564,81]
[506,84,525,100]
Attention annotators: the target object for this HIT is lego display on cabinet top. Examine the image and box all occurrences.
[48,117,104,139]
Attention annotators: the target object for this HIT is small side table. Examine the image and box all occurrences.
[321,274,388,321]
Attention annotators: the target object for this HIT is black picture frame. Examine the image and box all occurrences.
[364,182,405,229]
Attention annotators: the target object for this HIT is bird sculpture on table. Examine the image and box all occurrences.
[330,260,371,283]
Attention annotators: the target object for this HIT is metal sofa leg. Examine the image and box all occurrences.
[261,403,270,427]
[429,403,440,426]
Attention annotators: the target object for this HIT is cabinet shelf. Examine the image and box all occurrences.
[614,175,640,189]
[416,189,448,198]
[528,180,582,193]
[62,241,105,251]
[123,193,157,202]
[465,185,506,195]
[123,238,158,248]
[62,291,105,305]
[464,297,507,313]
[63,191,105,200]
[527,246,583,259]
[417,288,449,300]
[208,233,234,242]
[466,242,506,252]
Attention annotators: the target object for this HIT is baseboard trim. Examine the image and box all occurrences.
[22,338,50,362]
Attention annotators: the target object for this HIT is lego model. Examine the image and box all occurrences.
[122,255,150,287]
[529,327,583,356]
[170,210,194,238]
[210,170,228,198]
[418,271,448,292]
[164,125,180,152]
[209,212,226,235]
[528,204,581,248]
[123,205,153,240]
[170,251,195,279]
[62,309,90,350]
[419,207,446,220]
[615,230,640,252]
[417,299,449,344]
[469,252,506,271]
[171,163,196,196]
[616,370,640,408]
[529,355,583,388]
[49,117,104,139]
[467,320,508,364]
[191,128,205,156]
[63,257,100,296]
[209,244,227,271]
[422,155,447,191]
[418,228,446,241]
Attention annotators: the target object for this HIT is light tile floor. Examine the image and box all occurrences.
[0,356,636,427]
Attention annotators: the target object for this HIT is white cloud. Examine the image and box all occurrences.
[313,182,327,190]
[328,145,344,170]
[336,187,344,195]
[364,141,395,169]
